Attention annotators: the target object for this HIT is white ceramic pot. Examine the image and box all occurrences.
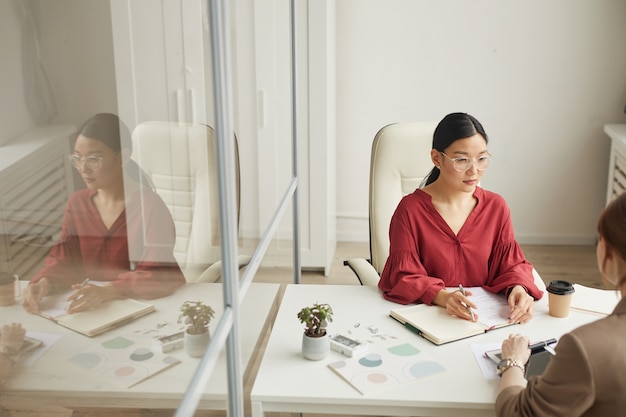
[184,330,211,357]
[301,332,330,360]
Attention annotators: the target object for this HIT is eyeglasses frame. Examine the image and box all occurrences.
[68,154,105,171]
[440,152,492,172]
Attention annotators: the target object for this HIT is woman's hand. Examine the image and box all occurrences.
[0,323,26,351]
[434,289,478,321]
[22,278,51,313]
[65,283,118,314]
[501,333,531,364]
[507,285,534,323]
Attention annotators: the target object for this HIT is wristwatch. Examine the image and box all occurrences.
[497,358,525,376]
[0,345,20,363]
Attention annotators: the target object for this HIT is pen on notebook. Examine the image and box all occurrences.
[529,338,557,355]
[458,284,475,321]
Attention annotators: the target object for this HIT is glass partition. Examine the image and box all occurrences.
[1,1,297,416]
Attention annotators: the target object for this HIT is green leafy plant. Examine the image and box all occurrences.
[297,302,333,337]
[179,301,215,335]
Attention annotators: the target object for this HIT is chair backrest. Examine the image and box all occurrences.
[369,122,437,274]
[131,121,241,281]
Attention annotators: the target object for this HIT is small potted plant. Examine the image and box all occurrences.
[179,300,215,357]
[297,302,333,360]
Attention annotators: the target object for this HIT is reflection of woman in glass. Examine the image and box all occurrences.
[23,113,185,314]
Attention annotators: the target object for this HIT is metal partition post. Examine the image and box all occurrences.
[176,0,303,414]
[290,0,302,284]
[175,0,243,416]
[208,1,244,417]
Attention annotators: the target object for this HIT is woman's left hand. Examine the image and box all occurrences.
[501,333,531,364]
[66,283,118,314]
[507,285,534,323]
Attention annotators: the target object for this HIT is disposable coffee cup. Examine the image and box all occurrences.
[547,280,575,318]
[0,271,18,307]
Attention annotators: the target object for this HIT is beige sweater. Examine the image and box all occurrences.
[496,297,626,416]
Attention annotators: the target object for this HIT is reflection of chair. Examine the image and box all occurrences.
[344,122,546,292]
[132,121,250,282]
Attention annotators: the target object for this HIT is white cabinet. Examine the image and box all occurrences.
[254,0,336,274]
[111,0,337,273]
[604,124,626,205]
[110,0,213,129]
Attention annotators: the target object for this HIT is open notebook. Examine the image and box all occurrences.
[36,286,155,337]
[390,287,514,345]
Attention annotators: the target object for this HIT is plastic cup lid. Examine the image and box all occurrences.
[547,280,575,295]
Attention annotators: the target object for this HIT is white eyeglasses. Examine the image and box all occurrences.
[68,155,104,171]
[440,152,492,172]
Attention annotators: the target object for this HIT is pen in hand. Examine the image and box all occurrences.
[458,284,476,321]
[66,278,90,311]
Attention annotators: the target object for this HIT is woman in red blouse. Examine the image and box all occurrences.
[378,112,542,324]
[22,113,185,314]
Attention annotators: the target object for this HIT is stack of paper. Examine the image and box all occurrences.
[570,284,620,316]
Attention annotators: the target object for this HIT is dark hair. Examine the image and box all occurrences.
[75,113,153,189]
[421,112,489,187]
[597,192,626,287]
[75,113,131,152]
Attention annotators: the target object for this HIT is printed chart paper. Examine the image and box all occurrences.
[68,335,180,388]
[328,342,445,395]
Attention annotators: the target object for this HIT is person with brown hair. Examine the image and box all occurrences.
[496,191,626,416]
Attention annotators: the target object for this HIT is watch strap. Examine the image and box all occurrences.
[497,358,525,376]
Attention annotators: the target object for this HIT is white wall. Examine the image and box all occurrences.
[0,0,117,143]
[4,0,626,246]
[38,0,118,129]
[0,1,36,143]
[335,0,626,244]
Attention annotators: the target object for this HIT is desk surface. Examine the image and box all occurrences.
[251,284,602,417]
[2,282,280,410]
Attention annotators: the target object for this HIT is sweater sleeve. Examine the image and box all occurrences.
[484,200,543,300]
[496,332,595,417]
[29,194,86,287]
[108,190,186,299]
[378,198,445,305]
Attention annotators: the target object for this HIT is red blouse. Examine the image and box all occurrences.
[30,188,185,299]
[378,187,543,305]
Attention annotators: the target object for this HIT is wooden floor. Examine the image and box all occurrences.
[26,242,605,417]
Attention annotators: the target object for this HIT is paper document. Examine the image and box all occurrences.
[328,342,446,395]
[68,335,180,388]
[571,284,620,316]
[36,283,155,337]
[451,287,512,328]
[390,287,514,345]
[471,342,501,380]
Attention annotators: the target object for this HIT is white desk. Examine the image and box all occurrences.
[251,284,602,417]
[1,282,280,411]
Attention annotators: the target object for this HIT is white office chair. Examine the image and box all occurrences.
[344,122,546,292]
[132,121,250,282]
